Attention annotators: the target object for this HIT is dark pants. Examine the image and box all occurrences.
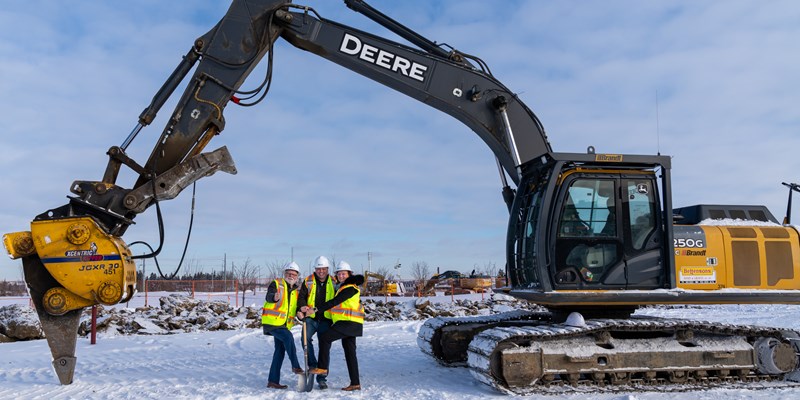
[317,329,360,386]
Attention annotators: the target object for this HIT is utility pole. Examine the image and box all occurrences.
[223,253,227,293]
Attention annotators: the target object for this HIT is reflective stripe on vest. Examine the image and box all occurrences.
[330,283,364,325]
[262,279,298,329]
[305,274,335,319]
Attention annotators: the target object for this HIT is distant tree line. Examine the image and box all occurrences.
[0,280,27,296]
[139,270,238,282]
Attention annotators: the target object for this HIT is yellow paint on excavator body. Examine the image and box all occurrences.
[675,225,800,291]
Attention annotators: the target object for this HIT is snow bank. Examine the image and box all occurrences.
[698,218,781,226]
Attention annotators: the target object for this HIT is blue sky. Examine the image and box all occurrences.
[1,1,799,281]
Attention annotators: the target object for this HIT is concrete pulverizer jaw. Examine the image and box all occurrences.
[22,255,82,385]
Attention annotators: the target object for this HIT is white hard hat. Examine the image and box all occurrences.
[314,256,331,269]
[283,261,300,273]
[335,260,352,273]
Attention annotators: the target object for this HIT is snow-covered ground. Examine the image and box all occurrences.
[2,293,800,399]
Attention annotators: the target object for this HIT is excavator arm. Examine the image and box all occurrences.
[3,2,287,383]
[2,0,553,385]
[277,5,552,184]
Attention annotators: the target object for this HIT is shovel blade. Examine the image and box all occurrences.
[304,373,315,392]
[296,372,315,392]
[296,372,307,392]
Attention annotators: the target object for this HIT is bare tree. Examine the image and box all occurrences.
[372,266,393,280]
[234,258,260,306]
[174,258,202,295]
[187,258,202,279]
[481,261,498,278]
[177,258,201,294]
[264,259,288,281]
[329,253,337,271]
[411,261,431,281]
[411,260,430,292]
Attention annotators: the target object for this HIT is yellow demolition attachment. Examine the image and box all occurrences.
[4,216,136,315]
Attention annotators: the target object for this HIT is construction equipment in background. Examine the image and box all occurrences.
[417,270,461,296]
[4,0,800,392]
[494,273,507,289]
[418,270,493,295]
[460,273,493,293]
[363,271,405,297]
[416,278,438,297]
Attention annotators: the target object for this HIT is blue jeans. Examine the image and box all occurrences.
[268,327,301,384]
[302,318,331,383]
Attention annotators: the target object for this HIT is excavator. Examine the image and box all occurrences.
[363,271,404,296]
[419,270,493,295]
[3,0,800,393]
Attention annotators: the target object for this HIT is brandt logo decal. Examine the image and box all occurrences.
[595,154,623,162]
[339,33,429,82]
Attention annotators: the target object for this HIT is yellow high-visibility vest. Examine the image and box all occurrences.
[304,274,335,319]
[330,283,364,325]
[262,279,298,329]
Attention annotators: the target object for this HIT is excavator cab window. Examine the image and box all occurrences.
[627,181,657,250]
[508,172,549,289]
[554,178,621,286]
[558,180,616,238]
[552,172,665,289]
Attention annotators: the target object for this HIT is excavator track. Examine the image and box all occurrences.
[464,315,800,394]
[417,310,551,366]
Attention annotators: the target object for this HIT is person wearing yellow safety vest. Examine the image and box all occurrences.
[304,261,365,391]
[262,262,304,389]
[296,255,335,389]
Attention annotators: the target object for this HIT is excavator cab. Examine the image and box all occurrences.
[507,153,800,311]
[506,153,674,305]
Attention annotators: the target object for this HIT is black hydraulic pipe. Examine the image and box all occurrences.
[138,48,201,126]
[344,0,453,61]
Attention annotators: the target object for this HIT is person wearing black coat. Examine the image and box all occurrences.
[304,261,365,391]
[296,255,335,389]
